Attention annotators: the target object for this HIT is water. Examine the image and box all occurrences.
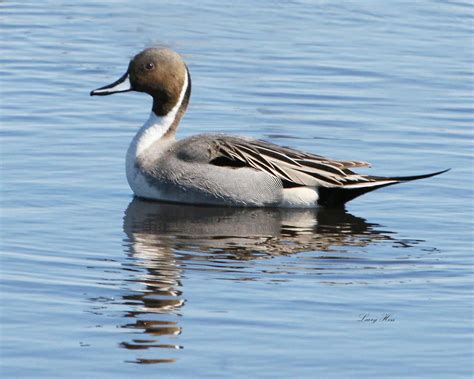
[1,0,473,377]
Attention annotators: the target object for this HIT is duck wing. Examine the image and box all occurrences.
[209,136,373,188]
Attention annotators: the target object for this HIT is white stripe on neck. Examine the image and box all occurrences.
[133,70,188,156]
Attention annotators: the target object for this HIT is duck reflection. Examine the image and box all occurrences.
[118,198,398,363]
[123,198,393,255]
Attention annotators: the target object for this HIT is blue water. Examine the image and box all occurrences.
[1,0,473,377]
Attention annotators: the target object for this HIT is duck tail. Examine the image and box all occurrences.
[317,169,450,208]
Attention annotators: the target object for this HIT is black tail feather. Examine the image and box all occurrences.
[371,168,450,183]
[317,169,449,208]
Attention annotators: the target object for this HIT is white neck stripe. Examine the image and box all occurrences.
[134,70,188,156]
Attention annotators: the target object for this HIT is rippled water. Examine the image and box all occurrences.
[1,0,473,377]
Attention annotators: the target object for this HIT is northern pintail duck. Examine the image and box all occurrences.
[91,48,447,208]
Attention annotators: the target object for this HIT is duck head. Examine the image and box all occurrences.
[90,48,191,117]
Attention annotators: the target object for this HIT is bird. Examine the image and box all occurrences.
[90,48,448,208]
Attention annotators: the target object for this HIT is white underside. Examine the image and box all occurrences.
[126,166,165,200]
[281,187,319,208]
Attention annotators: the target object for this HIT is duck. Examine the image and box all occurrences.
[91,48,447,208]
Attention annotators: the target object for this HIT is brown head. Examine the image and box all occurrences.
[91,48,191,117]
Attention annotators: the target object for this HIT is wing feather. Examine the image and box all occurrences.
[210,137,374,188]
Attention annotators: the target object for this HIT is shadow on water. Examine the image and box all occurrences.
[103,198,426,364]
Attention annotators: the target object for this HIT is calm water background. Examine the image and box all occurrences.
[1,0,473,377]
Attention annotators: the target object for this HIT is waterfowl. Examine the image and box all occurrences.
[91,48,447,208]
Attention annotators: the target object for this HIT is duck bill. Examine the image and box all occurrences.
[90,71,132,96]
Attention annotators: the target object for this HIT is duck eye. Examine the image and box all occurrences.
[145,62,155,71]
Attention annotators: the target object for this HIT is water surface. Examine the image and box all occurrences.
[1,1,473,378]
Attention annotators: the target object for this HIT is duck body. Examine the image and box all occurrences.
[127,132,320,207]
[91,48,447,208]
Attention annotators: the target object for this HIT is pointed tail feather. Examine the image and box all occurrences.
[317,169,450,208]
[369,168,451,183]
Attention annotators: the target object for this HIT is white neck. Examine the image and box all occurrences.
[131,71,188,157]
[133,111,173,156]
